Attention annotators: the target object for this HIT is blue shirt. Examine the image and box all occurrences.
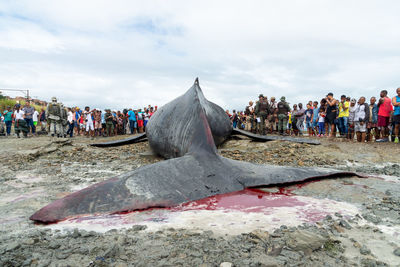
[312,107,319,122]
[394,96,400,116]
[128,110,136,121]
[75,111,81,120]
[305,108,313,122]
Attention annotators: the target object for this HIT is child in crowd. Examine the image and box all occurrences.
[317,107,326,137]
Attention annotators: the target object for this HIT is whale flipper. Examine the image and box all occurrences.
[90,133,147,147]
[231,128,320,145]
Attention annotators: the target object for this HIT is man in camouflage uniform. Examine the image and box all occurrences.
[105,109,114,137]
[277,96,291,135]
[46,97,63,137]
[255,94,270,135]
[60,104,68,138]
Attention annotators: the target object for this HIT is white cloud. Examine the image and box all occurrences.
[0,0,399,111]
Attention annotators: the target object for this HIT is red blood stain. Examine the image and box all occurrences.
[171,188,306,213]
[47,184,345,226]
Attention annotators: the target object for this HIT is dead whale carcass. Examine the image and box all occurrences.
[30,79,360,223]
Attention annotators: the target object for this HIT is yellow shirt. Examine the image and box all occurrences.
[338,101,349,117]
[288,113,292,123]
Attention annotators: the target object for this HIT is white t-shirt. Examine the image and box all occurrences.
[32,110,39,122]
[84,111,93,123]
[354,103,366,122]
[249,105,254,113]
[67,111,73,123]
[14,110,25,120]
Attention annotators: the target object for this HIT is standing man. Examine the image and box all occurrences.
[338,95,349,137]
[105,109,114,137]
[94,109,102,137]
[14,104,28,138]
[295,103,306,136]
[376,90,393,142]
[66,107,74,137]
[83,106,95,137]
[143,109,150,130]
[277,96,290,135]
[60,104,68,138]
[392,88,400,143]
[312,101,319,136]
[269,97,278,133]
[3,106,13,136]
[137,109,144,133]
[367,97,378,142]
[128,108,136,134]
[255,94,270,135]
[325,93,338,138]
[305,103,313,136]
[23,101,36,135]
[244,101,254,132]
[46,97,63,137]
[39,108,46,132]
[354,97,370,143]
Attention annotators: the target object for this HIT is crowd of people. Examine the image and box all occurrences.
[0,97,158,138]
[229,88,400,143]
[2,87,400,143]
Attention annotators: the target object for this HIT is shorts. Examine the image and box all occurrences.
[326,111,336,124]
[377,115,389,127]
[305,121,312,129]
[312,121,318,128]
[393,115,400,125]
[86,121,94,131]
[354,122,366,132]
[80,123,85,129]
[137,120,144,128]
[95,121,102,129]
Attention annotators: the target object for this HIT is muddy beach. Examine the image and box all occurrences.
[0,135,399,266]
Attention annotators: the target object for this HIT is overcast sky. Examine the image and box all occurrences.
[0,0,399,110]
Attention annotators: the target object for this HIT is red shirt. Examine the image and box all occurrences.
[378,97,393,117]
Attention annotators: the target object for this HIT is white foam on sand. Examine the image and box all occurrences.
[47,195,360,236]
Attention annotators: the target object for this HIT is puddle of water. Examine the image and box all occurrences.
[48,189,360,235]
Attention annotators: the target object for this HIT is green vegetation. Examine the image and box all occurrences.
[0,96,45,112]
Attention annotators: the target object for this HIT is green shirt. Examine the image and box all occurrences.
[3,110,13,121]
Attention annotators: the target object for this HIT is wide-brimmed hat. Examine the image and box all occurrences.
[258,94,264,98]
[280,96,286,101]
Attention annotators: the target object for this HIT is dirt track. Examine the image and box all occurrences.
[0,135,399,266]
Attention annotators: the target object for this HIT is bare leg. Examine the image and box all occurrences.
[361,132,366,143]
